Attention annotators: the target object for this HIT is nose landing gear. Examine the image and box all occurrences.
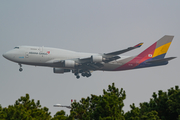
[19,64,23,72]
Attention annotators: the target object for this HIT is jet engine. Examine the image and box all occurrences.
[63,60,76,68]
[53,68,70,74]
[91,55,103,62]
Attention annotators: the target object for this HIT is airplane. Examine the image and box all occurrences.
[53,104,71,109]
[3,35,176,79]
[54,99,74,109]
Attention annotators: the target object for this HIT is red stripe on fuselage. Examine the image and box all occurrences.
[114,42,157,71]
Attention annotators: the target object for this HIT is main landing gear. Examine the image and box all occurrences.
[19,63,23,72]
[74,70,92,79]
[74,72,80,79]
[81,71,91,78]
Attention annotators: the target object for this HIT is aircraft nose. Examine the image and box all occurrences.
[2,51,15,60]
[2,53,7,58]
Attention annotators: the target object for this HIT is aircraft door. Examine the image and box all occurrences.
[25,52,29,58]
[39,47,43,52]
[38,46,49,62]
[39,47,43,57]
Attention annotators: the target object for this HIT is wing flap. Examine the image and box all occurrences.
[80,62,104,70]
[103,56,120,63]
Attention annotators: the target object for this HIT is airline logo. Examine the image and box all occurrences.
[47,51,50,54]
[148,54,152,57]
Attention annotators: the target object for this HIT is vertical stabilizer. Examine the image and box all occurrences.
[137,35,174,62]
[114,35,174,71]
[152,35,174,59]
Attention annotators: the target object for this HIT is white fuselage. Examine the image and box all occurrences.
[3,46,130,71]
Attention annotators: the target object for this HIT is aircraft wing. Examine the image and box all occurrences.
[103,42,143,57]
[76,42,143,64]
[52,42,143,70]
[52,58,104,70]
[52,42,143,68]
[80,62,104,70]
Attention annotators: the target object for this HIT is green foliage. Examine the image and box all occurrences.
[0,94,51,120]
[51,110,69,120]
[125,85,180,120]
[1,84,180,120]
[153,85,180,119]
[69,83,126,120]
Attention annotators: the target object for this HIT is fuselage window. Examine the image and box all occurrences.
[14,47,19,49]
[30,48,37,50]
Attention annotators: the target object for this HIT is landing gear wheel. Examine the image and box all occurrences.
[86,74,91,77]
[82,72,86,77]
[19,68,23,72]
[76,75,80,79]
[18,64,23,72]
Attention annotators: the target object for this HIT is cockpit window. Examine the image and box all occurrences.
[14,47,19,49]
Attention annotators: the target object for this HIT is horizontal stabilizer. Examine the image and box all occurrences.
[146,57,176,64]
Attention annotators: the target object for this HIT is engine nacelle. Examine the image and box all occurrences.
[64,60,75,68]
[91,55,103,62]
[53,68,70,74]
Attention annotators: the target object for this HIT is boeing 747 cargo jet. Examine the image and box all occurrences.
[3,35,176,79]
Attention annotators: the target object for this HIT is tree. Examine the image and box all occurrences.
[125,86,180,120]
[0,94,51,120]
[1,84,179,120]
[69,83,126,120]
[124,103,160,120]
[51,110,69,120]
[151,86,180,119]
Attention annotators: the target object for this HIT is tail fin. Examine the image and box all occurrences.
[137,35,174,62]
[114,35,174,71]
[152,35,174,59]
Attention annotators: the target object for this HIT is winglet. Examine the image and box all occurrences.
[134,43,143,48]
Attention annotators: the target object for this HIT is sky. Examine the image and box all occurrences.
[0,1,179,116]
